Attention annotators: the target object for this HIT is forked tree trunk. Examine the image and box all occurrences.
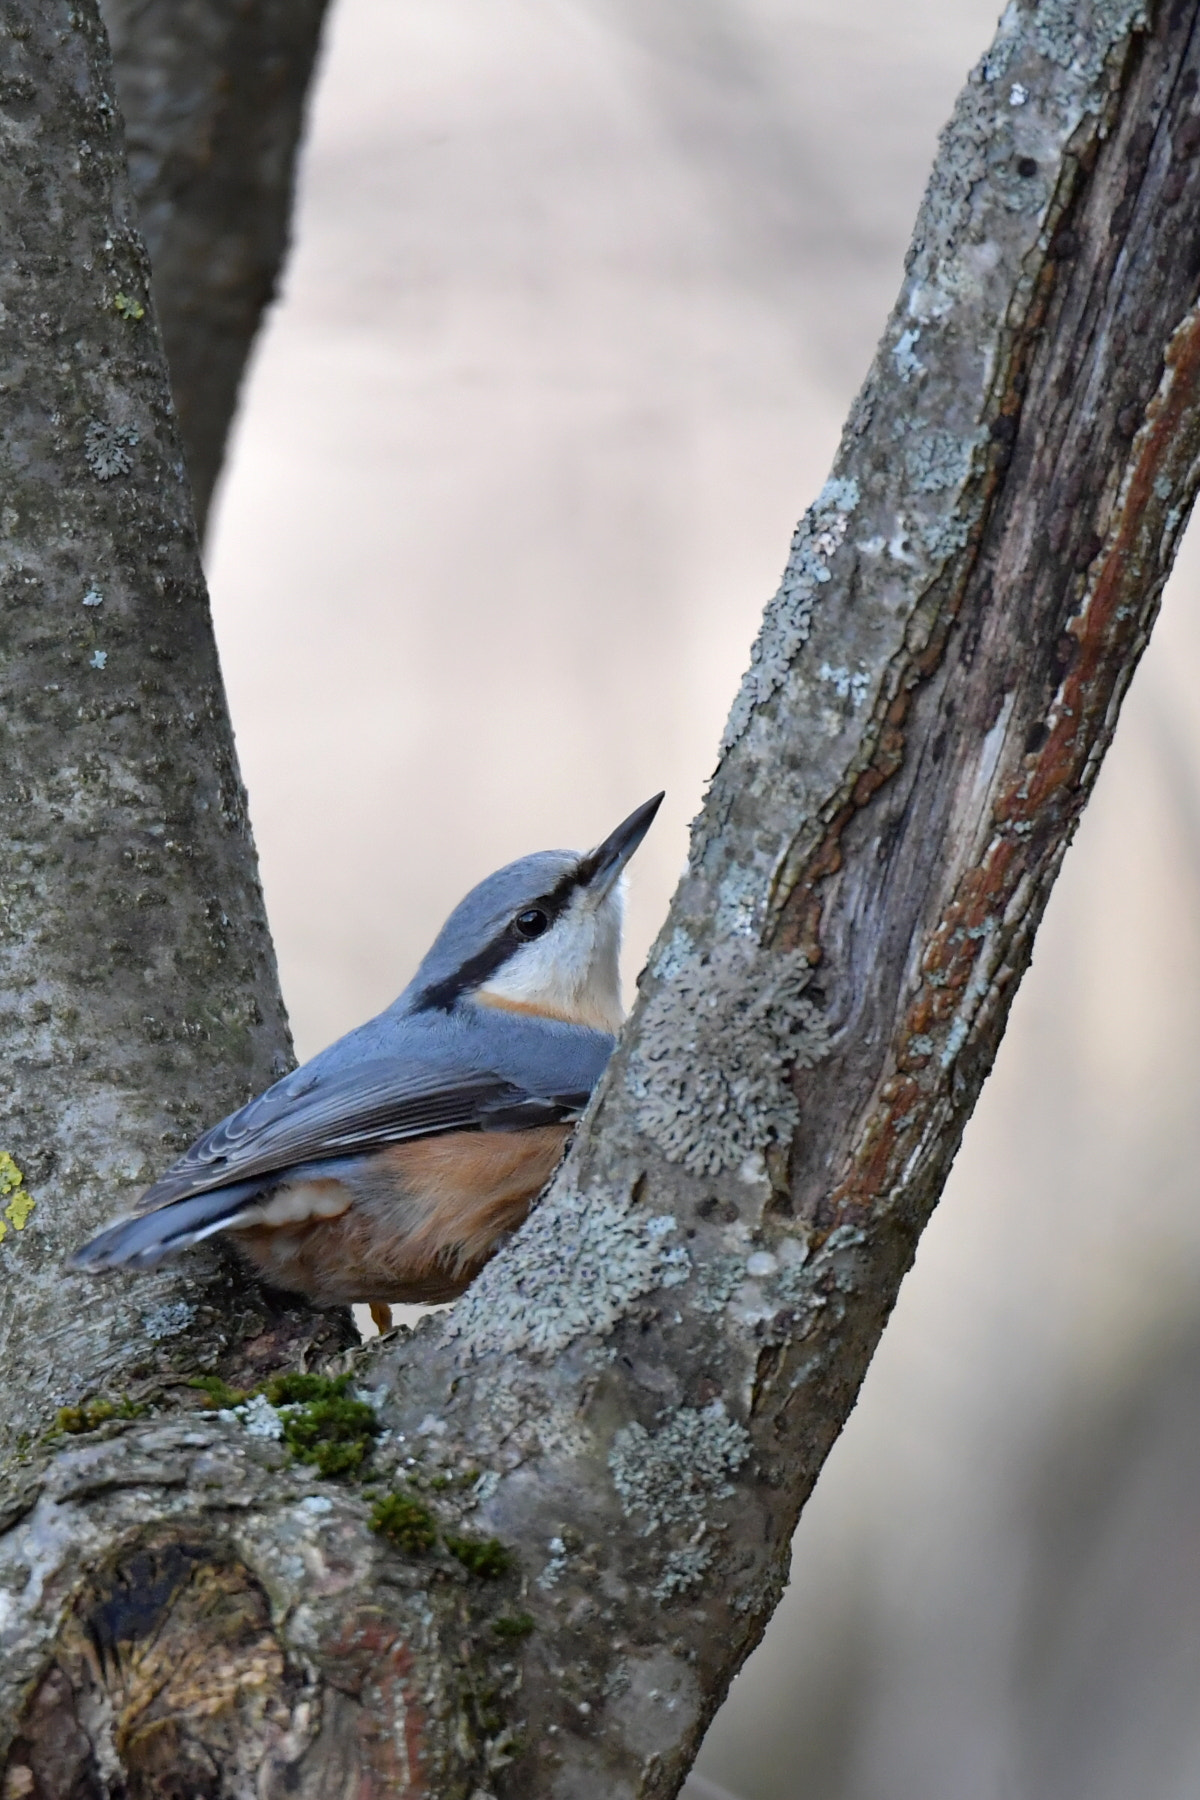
[3,2,1200,1796]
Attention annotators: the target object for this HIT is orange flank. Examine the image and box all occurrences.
[230,1124,570,1308]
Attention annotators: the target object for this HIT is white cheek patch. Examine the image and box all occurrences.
[477,883,626,1033]
[238,1182,352,1228]
[486,924,594,1006]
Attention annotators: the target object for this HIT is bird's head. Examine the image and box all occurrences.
[407,793,664,1034]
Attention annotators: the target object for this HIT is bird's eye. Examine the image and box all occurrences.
[513,907,550,940]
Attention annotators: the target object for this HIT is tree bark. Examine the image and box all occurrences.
[98,0,331,539]
[0,0,352,1651]
[3,1,1200,1796]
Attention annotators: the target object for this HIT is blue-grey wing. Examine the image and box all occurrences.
[134,1032,608,1214]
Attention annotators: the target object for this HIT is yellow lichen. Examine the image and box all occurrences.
[5,1189,34,1231]
[0,1154,35,1241]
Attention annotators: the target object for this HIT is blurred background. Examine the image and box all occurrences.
[204,2,1200,1795]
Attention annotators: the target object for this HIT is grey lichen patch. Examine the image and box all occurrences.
[83,419,138,479]
[654,1542,715,1601]
[914,0,1143,298]
[627,942,828,1175]
[906,82,1001,294]
[893,327,923,382]
[768,1244,814,1312]
[906,427,979,494]
[713,863,770,941]
[817,662,871,707]
[649,927,695,985]
[460,1362,596,1462]
[692,1254,746,1316]
[446,1186,689,1360]
[1029,0,1147,81]
[608,1401,750,1539]
[139,1299,193,1341]
[235,1393,285,1440]
[720,476,859,754]
[919,510,972,562]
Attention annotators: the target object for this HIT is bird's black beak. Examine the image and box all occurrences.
[578,792,664,895]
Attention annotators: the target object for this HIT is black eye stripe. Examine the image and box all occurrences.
[413,869,581,1011]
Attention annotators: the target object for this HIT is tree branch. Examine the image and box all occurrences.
[3,2,1200,1796]
[99,0,331,537]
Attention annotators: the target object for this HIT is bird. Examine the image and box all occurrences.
[72,793,663,1331]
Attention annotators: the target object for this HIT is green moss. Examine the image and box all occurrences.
[263,1370,345,1406]
[182,1368,382,1477]
[445,1535,513,1580]
[407,1465,482,1494]
[57,1394,142,1434]
[491,1612,535,1640]
[113,292,145,320]
[187,1374,248,1409]
[272,1373,379,1478]
[367,1495,515,1574]
[369,1492,438,1554]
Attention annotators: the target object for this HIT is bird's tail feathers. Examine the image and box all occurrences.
[69,1178,271,1272]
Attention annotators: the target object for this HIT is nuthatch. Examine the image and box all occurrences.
[72,794,662,1329]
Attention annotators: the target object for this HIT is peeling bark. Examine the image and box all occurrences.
[99,0,331,537]
[4,2,1200,1797]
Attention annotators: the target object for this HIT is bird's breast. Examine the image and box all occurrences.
[230,1123,571,1306]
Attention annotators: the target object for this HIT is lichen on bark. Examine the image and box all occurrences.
[5,0,1200,1795]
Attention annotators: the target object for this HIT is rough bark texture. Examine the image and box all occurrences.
[4,1,1200,1796]
[99,0,331,538]
[0,0,350,1530]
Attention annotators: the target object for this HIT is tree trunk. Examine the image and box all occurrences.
[0,0,352,1678]
[99,0,331,539]
[3,1,1200,1796]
